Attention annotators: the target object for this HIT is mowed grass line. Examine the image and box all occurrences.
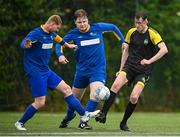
[0,112,180,136]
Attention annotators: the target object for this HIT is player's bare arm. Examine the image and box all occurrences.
[120,43,129,71]
[64,42,77,49]
[140,42,168,65]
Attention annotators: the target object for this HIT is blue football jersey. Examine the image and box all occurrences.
[56,23,125,74]
[20,26,64,75]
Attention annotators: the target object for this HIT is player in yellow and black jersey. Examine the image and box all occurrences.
[96,12,168,131]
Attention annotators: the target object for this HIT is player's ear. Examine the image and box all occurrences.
[145,19,148,24]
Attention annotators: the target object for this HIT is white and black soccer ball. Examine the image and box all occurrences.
[94,86,110,101]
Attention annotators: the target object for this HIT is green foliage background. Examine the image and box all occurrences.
[0,0,179,112]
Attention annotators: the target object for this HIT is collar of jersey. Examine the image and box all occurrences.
[79,24,90,33]
[41,25,49,33]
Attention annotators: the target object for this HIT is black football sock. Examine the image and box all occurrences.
[121,101,137,124]
[101,91,116,115]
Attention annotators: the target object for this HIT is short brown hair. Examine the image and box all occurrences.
[74,9,87,20]
[135,12,148,20]
[46,15,62,25]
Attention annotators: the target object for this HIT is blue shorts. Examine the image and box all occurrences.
[73,72,106,88]
[27,70,62,97]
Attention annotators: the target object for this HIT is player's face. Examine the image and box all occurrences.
[134,17,148,33]
[49,22,61,32]
[75,16,89,32]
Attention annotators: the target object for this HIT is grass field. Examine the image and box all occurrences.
[0,112,180,136]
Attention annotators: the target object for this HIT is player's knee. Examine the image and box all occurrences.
[130,95,138,104]
[34,100,45,109]
[38,102,45,108]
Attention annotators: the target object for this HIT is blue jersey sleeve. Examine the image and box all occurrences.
[62,31,74,43]
[55,43,63,57]
[55,31,74,57]
[20,29,40,48]
[97,23,125,44]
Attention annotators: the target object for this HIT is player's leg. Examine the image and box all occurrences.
[60,87,85,128]
[120,82,144,131]
[72,74,95,129]
[15,74,47,130]
[96,71,127,123]
[55,80,85,115]
[67,88,85,120]
[59,73,88,128]
[78,81,103,129]
[87,73,107,113]
[120,74,149,131]
[87,81,103,112]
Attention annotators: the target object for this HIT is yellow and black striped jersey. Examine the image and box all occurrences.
[124,27,163,73]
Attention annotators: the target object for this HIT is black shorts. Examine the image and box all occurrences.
[122,66,150,87]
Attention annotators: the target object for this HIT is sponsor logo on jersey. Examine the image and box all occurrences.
[80,38,100,46]
[50,36,53,40]
[144,39,149,45]
[42,43,53,49]
[78,36,83,38]
[142,77,146,83]
[43,36,47,39]
[89,32,97,36]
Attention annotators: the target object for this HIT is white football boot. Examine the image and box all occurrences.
[80,110,100,122]
[15,121,27,131]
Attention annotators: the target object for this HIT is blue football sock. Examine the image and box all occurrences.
[19,104,37,124]
[85,99,99,112]
[65,106,75,120]
[65,94,85,116]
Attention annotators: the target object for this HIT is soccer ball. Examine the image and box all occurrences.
[94,86,110,101]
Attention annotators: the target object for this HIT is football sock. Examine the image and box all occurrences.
[66,106,75,120]
[65,94,85,116]
[19,104,37,124]
[101,91,116,115]
[121,101,137,124]
[85,99,99,112]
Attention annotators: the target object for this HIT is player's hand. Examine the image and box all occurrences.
[121,42,128,51]
[58,55,69,64]
[140,59,151,65]
[66,43,77,49]
[24,39,37,48]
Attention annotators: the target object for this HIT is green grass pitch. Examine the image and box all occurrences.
[0,112,180,136]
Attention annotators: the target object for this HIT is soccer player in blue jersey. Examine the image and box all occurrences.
[14,15,100,131]
[96,12,168,131]
[56,9,126,129]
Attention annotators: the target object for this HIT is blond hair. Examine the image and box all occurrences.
[46,15,62,25]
